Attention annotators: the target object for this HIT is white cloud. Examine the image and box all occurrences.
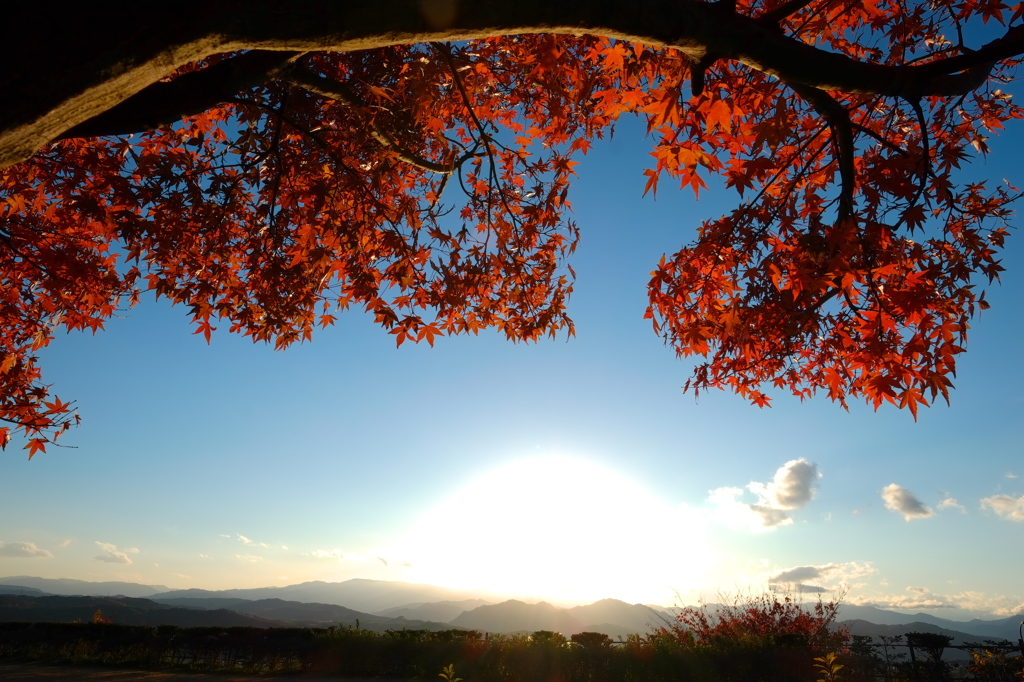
[943,591,1024,616]
[236,554,262,563]
[854,588,1024,616]
[94,542,138,564]
[981,494,1024,521]
[311,548,399,567]
[881,484,934,520]
[868,586,956,610]
[749,459,821,509]
[0,541,53,558]
[937,495,966,513]
[1005,472,1018,479]
[769,562,876,592]
[748,504,792,527]
[709,459,821,530]
[993,600,1024,616]
[236,534,269,548]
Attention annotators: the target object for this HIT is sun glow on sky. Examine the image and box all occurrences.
[392,456,714,605]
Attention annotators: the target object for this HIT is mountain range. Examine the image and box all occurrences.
[0,576,169,598]
[448,598,670,639]
[0,593,286,628]
[836,604,1024,640]
[1,576,1020,645]
[152,578,502,614]
[377,598,493,623]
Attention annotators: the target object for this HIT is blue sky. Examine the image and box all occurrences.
[1,111,1022,617]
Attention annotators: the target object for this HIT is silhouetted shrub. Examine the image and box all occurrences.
[2,617,1020,681]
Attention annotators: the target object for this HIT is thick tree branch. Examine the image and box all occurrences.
[4,0,1024,167]
[906,24,1024,81]
[691,54,719,97]
[787,83,856,220]
[58,51,302,140]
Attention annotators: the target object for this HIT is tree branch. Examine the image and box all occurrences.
[58,51,302,140]
[690,54,718,97]
[285,67,457,174]
[787,82,856,220]
[4,1,1024,167]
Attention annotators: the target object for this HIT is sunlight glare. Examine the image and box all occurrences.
[393,456,713,605]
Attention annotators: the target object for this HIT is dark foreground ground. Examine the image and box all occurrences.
[0,663,425,681]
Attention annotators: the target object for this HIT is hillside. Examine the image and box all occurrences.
[451,599,584,634]
[448,598,666,637]
[151,578,495,614]
[0,594,459,632]
[839,618,1019,661]
[568,598,669,634]
[0,576,167,598]
[837,605,1023,642]
[377,598,494,623]
[152,596,455,631]
[0,585,47,596]
[0,594,285,628]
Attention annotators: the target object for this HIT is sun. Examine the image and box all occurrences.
[393,455,714,605]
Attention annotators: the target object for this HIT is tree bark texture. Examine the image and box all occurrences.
[4,0,1023,167]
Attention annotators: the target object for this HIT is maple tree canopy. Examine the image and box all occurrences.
[2,1,1022,456]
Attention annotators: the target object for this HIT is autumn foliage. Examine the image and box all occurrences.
[2,1,1023,455]
[665,592,849,651]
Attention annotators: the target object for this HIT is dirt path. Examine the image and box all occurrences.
[0,662,424,681]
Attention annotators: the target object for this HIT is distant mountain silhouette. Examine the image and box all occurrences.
[152,578,496,614]
[837,605,1024,641]
[377,598,494,623]
[146,596,256,611]
[449,598,671,638]
[838,619,1020,661]
[152,596,455,630]
[834,603,932,625]
[568,598,669,634]
[0,594,284,627]
[841,618,1005,642]
[451,599,585,634]
[0,584,48,596]
[3,576,1020,643]
[954,614,1024,640]
[0,576,168,598]
[0,594,458,631]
